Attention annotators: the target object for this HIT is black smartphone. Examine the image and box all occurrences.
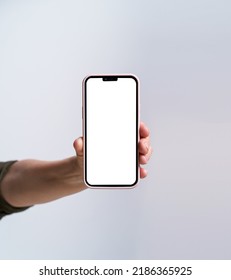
[82,74,140,188]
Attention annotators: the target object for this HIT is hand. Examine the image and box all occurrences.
[139,122,152,178]
[73,121,152,181]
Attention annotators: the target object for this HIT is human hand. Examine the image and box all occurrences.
[139,122,152,178]
[73,121,152,182]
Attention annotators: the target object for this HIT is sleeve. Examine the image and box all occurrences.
[0,161,30,220]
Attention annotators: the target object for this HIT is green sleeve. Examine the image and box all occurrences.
[0,161,30,220]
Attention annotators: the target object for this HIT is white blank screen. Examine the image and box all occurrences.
[84,76,138,186]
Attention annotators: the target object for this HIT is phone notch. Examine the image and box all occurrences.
[102,76,118,82]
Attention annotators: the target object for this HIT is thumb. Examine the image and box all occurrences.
[73,137,83,157]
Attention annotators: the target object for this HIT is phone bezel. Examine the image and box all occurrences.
[82,74,140,188]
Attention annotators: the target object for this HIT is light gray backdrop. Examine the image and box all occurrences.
[0,0,231,259]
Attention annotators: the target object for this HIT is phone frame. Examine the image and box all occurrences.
[82,74,140,189]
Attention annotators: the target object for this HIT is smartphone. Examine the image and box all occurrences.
[82,74,139,188]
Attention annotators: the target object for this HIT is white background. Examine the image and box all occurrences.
[1,260,231,280]
[0,0,231,259]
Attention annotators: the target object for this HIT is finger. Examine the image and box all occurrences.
[145,146,153,162]
[73,137,83,157]
[140,121,150,138]
[139,154,148,165]
[140,167,148,179]
[139,138,150,155]
[139,146,153,164]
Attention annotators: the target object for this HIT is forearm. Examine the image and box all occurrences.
[0,157,87,207]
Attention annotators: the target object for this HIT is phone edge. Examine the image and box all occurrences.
[82,73,140,189]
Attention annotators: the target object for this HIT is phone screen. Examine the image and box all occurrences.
[83,75,139,187]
